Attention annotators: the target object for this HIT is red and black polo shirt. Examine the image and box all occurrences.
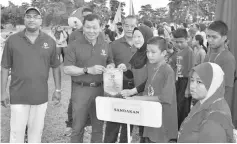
[1,29,60,105]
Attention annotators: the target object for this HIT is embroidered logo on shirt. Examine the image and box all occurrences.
[42,43,50,49]
[101,49,107,56]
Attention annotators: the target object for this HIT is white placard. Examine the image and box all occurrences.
[96,96,162,128]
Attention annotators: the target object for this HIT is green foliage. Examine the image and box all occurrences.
[168,0,217,23]
[138,4,169,24]
[84,0,111,25]
[109,0,126,20]
[1,1,26,27]
[1,0,217,28]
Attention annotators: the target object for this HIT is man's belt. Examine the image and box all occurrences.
[74,81,103,87]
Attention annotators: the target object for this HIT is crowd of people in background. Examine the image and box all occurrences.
[1,6,237,143]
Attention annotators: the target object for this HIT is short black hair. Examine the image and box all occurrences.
[172,28,188,39]
[158,27,165,36]
[143,20,153,28]
[82,7,93,14]
[83,14,101,26]
[104,29,116,41]
[208,20,228,36]
[105,25,110,29]
[147,36,168,52]
[171,26,175,32]
[116,22,122,26]
[195,24,200,29]
[183,22,188,28]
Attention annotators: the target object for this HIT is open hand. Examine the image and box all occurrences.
[121,89,135,97]
[117,63,127,72]
[52,91,61,106]
[106,63,115,69]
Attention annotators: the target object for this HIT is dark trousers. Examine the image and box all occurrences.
[66,99,73,127]
[104,123,133,143]
[104,80,142,143]
[70,82,104,143]
[176,77,192,129]
[144,137,155,143]
[66,99,91,128]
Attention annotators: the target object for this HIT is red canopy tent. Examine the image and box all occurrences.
[215,0,237,128]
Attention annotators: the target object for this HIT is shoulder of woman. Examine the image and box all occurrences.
[201,109,233,131]
[198,120,227,143]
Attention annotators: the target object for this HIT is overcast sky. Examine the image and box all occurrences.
[1,0,170,15]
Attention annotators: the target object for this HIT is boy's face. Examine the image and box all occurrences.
[206,29,227,49]
[192,38,199,47]
[147,44,166,64]
[173,38,188,50]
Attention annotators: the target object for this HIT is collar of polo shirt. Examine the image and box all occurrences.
[80,33,104,45]
[19,28,44,39]
[119,36,133,47]
[120,36,128,43]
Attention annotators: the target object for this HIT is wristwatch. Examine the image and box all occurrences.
[55,89,62,92]
[83,67,88,74]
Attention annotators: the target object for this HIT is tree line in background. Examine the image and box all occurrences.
[139,0,217,24]
[1,0,217,28]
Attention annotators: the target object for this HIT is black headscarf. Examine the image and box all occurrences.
[129,25,153,69]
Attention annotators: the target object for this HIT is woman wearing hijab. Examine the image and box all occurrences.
[121,25,154,95]
[121,25,153,142]
[178,62,234,143]
[130,25,153,88]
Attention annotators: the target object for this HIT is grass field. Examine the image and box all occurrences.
[0,65,140,143]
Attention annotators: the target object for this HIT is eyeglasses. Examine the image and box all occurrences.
[25,15,42,20]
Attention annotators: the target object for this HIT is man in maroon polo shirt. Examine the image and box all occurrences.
[104,15,138,143]
[63,14,115,143]
[64,7,94,136]
[1,7,61,143]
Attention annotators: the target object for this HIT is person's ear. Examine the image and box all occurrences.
[222,35,227,43]
[162,50,167,56]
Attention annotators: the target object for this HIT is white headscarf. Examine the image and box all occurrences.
[199,62,224,104]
